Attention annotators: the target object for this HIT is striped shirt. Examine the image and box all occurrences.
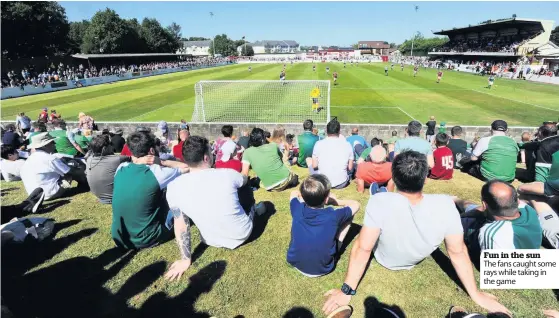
[478,204,542,250]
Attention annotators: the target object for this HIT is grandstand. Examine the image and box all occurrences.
[429,17,555,59]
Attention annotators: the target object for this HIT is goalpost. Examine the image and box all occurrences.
[191,80,331,124]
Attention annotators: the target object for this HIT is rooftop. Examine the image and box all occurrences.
[182,40,212,48]
[434,18,547,36]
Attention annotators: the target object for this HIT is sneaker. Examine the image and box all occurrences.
[379,186,388,193]
[369,182,379,196]
[327,305,353,318]
[21,188,45,213]
[254,202,267,216]
[448,306,468,318]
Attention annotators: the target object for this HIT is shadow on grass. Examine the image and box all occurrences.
[0,187,18,196]
[431,248,467,292]
[283,307,314,318]
[338,223,362,258]
[244,201,276,245]
[364,296,406,318]
[0,199,71,223]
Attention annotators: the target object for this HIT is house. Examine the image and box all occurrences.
[358,41,390,55]
[177,40,212,56]
[237,40,300,54]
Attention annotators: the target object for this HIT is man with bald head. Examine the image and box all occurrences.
[355,146,393,194]
[457,180,542,257]
[346,127,368,158]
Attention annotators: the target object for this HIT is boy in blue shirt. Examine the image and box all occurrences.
[287,174,360,277]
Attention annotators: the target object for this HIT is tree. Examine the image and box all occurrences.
[398,34,448,55]
[68,20,90,54]
[351,43,358,49]
[240,44,254,56]
[140,18,180,53]
[208,34,237,56]
[166,22,182,42]
[551,26,559,46]
[389,42,397,49]
[1,1,70,59]
[81,8,134,54]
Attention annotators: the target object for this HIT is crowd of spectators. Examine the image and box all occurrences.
[1,110,559,317]
[434,31,540,54]
[1,57,230,89]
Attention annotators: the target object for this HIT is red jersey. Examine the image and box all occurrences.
[437,71,443,77]
[120,144,132,156]
[173,141,185,162]
[429,146,454,180]
[215,159,242,172]
[333,72,338,78]
[38,111,48,123]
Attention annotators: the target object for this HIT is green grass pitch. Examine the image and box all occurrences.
[2,62,558,126]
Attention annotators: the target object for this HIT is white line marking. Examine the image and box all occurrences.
[336,87,469,91]
[470,89,559,112]
[330,106,397,109]
[397,107,416,120]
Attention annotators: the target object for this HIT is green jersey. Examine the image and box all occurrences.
[472,135,519,181]
[297,131,319,167]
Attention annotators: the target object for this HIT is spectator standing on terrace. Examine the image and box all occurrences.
[111,132,189,250]
[110,129,126,153]
[78,112,94,130]
[346,128,368,158]
[297,120,319,168]
[1,145,25,181]
[15,112,31,135]
[86,135,133,204]
[287,175,360,277]
[355,146,393,194]
[394,121,435,168]
[242,128,298,191]
[425,116,436,144]
[429,133,454,180]
[448,126,468,169]
[322,151,511,316]
[48,120,86,156]
[310,120,354,189]
[165,136,269,280]
[457,180,544,257]
[463,120,519,182]
[172,129,190,162]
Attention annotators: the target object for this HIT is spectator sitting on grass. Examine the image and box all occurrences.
[355,146,393,194]
[533,124,559,183]
[519,131,532,165]
[26,121,47,141]
[86,135,140,204]
[462,120,519,182]
[456,180,544,258]
[110,129,126,153]
[518,152,559,205]
[48,119,86,157]
[77,112,94,130]
[67,128,90,156]
[428,133,454,180]
[16,112,31,135]
[346,128,368,158]
[1,124,22,149]
[285,134,298,165]
[237,130,250,151]
[425,116,436,144]
[242,128,298,191]
[356,138,381,164]
[172,129,190,162]
[322,150,511,317]
[447,126,468,169]
[270,125,296,165]
[214,125,241,162]
[1,145,25,181]
[394,120,434,168]
[309,119,354,189]
[111,132,189,250]
[297,119,319,168]
[165,136,269,280]
[215,139,242,172]
[287,174,360,277]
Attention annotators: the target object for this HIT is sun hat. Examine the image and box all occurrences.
[220,140,237,162]
[113,128,123,135]
[28,132,55,149]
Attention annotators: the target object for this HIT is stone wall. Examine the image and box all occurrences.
[61,121,537,143]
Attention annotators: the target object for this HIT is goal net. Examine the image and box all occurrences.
[191,80,331,123]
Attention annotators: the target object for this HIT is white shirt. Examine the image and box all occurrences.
[312,136,354,187]
[1,159,25,181]
[20,150,70,199]
[167,168,252,249]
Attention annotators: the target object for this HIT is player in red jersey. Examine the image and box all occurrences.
[437,70,443,83]
[333,71,338,85]
[413,65,419,77]
[428,133,454,180]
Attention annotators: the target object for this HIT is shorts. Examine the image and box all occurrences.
[437,76,441,80]
[544,181,559,196]
[267,171,298,192]
[333,78,337,81]
[312,98,319,104]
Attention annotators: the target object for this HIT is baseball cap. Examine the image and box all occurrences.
[220,140,237,162]
[158,121,168,133]
[491,120,508,132]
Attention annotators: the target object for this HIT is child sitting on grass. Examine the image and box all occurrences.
[429,133,454,180]
[287,174,360,277]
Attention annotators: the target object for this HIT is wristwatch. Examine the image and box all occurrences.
[341,283,356,296]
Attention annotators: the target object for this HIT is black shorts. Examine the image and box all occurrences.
[312,98,319,104]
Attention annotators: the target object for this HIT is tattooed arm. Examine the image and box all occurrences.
[164,208,192,281]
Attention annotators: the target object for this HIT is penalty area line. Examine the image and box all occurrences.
[397,107,416,121]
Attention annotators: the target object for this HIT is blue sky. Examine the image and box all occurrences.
[60,1,558,46]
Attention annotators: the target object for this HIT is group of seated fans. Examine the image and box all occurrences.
[2,113,559,318]
[435,31,539,54]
